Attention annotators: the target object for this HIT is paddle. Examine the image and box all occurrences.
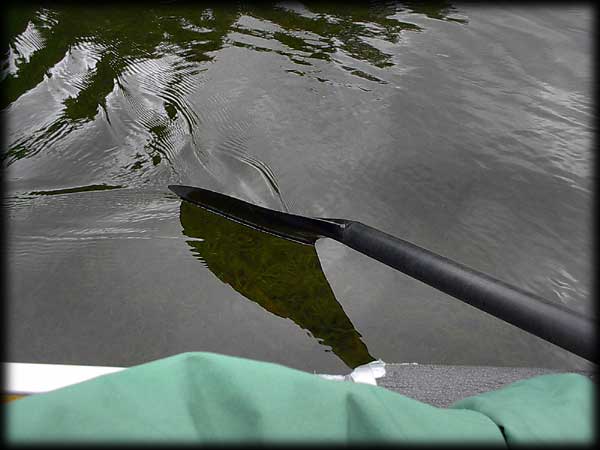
[168,185,596,363]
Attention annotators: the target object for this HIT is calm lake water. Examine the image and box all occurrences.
[3,2,594,373]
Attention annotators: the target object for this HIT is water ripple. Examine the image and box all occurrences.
[12,21,46,65]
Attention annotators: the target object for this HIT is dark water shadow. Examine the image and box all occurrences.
[28,183,123,196]
[179,201,374,369]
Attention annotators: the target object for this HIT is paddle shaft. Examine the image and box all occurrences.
[339,222,596,363]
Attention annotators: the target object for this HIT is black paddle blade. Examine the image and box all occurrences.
[168,185,344,245]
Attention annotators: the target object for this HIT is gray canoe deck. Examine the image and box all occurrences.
[377,364,596,408]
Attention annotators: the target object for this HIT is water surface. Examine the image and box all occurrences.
[3,2,593,372]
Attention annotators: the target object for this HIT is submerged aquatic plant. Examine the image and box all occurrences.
[179,200,374,369]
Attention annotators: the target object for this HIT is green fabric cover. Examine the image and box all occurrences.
[451,372,595,445]
[6,352,593,444]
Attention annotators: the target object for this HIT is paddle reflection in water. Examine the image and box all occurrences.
[178,201,374,369]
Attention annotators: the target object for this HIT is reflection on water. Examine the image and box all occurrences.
[179,201,374,368]
[3,4,234,164]
[2,2,464,166]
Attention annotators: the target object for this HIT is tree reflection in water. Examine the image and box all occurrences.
[3,2,464,164]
